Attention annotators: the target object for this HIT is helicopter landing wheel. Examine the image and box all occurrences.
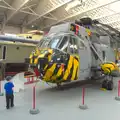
[57,83,61,88]
[102,80,108,89]
[102,75,113,90]
[56,83,63,90]
[107,80,113,90]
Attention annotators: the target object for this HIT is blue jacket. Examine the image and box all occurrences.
[4,82,14,95]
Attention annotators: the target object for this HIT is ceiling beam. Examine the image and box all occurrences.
[41,0,119,30]
[91,6,119,20]
[94,12,119,20]
[26,0,72,25]
[0,4,39,16]
[114,25,120,28]
[0,5,15,10]
[43,16,57,21]
[3,0,31,25]
[0,4,58,19]
[102,19,120,25]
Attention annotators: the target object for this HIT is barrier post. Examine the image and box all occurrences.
[32,76,34,82]
[79,87,88,110]
[115,80,120,101]
[33,86,35,109]
[27,77,30,83]
[29,83,40,114]
[0,80,4,96]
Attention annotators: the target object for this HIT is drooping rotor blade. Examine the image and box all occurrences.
[0,35,39,44]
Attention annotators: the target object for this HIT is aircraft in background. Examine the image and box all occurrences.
[25,18,120,90]
[17,30,44,41]
[0,30,44,80]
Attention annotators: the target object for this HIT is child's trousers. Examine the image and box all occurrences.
[6,94,14,108]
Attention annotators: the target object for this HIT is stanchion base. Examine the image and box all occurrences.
[0,93,4,96]
[115,96,120,101]
[79,104,88,110]
[29,108,40,115]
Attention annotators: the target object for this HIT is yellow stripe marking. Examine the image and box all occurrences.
[63,56,74,80]
[71,58,79,80]
[57,66,63,77]
[44,63,56,80]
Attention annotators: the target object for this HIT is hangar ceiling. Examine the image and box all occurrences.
[0,0,120,32]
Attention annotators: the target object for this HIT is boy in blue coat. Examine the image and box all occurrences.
[4,76,14,109]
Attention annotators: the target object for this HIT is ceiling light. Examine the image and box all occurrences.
[32,25,34,28]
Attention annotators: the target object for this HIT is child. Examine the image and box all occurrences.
[4,76,14,109]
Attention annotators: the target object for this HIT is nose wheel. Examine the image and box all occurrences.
[57,83,61,88]
[56,83,64,90]
[101,75,113,90]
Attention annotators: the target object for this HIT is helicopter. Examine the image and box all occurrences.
[25,17,120,90]
[0,30,44,79]
[17,30,44,40]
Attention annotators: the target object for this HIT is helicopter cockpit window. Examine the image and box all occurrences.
[58,36,69,52]
[37,35,62,49]
[71,36,85,51]
[68,36,74,54]
[48,36,62,49]
[70,36,79,54]
[37,37,50,48]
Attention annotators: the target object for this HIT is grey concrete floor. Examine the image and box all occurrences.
[0,78,120,120]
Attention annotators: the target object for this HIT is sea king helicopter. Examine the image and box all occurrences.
[25,17,120,90]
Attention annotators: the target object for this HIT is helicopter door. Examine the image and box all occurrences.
[70,35,91,80]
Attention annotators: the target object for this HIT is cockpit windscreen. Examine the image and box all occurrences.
[37,34,71,54]
[37,35,63,49]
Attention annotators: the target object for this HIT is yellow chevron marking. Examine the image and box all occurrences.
[34,58,38,64]
[44,63,56,80]
[71,58,79,80]
[44,64,48,70]
[51,76,57,81]
[56,66,63,78]
[38,54,45,58]
[63,56,74,80]
[48,54,51,61]
[100,88,107,91]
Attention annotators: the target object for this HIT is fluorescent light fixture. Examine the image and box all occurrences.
[65,0,82,11]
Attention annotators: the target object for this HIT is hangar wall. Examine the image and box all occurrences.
[3,26,21,34]
[0,24,31,34]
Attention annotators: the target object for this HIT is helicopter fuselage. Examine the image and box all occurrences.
[27,31,118,84]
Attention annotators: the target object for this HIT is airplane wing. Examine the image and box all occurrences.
[0,35,39,44]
